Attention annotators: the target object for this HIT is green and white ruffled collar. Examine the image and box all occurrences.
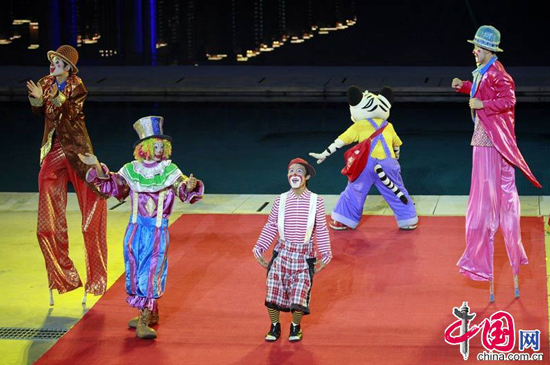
[119,160,182,193]
[132,160,171,178]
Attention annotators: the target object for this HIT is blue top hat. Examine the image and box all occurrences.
[133,116,172,147]
[467,25,503,52]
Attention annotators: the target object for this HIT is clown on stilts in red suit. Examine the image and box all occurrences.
[27,45,108,305]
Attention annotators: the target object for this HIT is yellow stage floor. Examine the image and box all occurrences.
[0,193,548,365]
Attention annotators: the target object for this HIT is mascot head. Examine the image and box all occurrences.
[347,86,394,123]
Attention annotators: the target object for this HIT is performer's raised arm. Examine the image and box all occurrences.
[452,78,472,95]
[80,153,129,201]
[309,138,346,164]
[173,173,204,204]
[27,79,47,116]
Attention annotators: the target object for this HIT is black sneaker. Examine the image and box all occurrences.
[265,323,281,341]
[289,323,302,342]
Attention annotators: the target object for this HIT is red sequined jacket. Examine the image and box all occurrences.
[30,74,105,196]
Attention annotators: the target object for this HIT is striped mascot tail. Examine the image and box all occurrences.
[374,164,408,204]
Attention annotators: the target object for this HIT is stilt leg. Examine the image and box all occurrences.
[82,291,87,305]
[513,275,520,299]
[49,289,54,306]
[489,280,495,303]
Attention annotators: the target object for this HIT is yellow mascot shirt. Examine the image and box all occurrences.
[338,118,402,159]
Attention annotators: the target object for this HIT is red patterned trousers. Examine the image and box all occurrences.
[37,139,108,295]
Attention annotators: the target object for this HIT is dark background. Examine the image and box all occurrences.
[1,1,547,195]
[0,0,547,67]
[3,101,548,195]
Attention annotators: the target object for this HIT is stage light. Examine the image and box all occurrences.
[12,19,31,25]
[206,53,228,60]
[260,44,274,52]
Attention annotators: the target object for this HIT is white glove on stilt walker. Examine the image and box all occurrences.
[309,139,346,164]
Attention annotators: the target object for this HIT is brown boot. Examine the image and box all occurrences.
[136,309,157,339]
[129,308,159,328]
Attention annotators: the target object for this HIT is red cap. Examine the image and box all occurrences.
[288,158,316,177]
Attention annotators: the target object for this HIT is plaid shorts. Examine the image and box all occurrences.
[265,240,316,314]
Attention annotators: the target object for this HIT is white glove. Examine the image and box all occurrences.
[309,152,327,164]
[309,139,345,164]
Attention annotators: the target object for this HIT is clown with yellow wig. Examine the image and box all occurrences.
[79,116,204,339]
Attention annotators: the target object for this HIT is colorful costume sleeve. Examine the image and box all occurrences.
[481,71,516,116]
[173,174,205,204]
[338,124,359,145]
[314,197,332,264]
[252,196,280,258]
[86,163,130,201]
[457,80,473,95]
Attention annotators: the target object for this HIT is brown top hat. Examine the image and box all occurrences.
[47,45,79,74]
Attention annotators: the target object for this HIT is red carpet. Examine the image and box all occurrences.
[35,215,548,365]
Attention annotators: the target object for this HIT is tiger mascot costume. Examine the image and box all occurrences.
[310,85,418,230]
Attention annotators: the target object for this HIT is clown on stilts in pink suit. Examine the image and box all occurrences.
[452,26,542,302]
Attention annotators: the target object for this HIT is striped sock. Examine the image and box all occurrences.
[292,310,304,325]
[268,308,280,324]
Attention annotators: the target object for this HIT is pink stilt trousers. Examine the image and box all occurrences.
[457,146,528,281]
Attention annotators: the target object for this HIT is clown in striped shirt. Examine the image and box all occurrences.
[253,158,332,342]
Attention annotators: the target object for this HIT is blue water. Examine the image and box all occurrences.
[3,102,548,195]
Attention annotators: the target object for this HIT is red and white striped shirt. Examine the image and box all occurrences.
[253,189,332,264]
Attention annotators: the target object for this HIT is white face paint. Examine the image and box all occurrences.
[153,141,164,161]
[50,56,70,76]
[288,163,308,189]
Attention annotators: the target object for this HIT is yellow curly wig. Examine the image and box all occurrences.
[133,138,172,161]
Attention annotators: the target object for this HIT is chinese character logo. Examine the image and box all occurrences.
[444,301,481,360]
[479,311,515,352]
[519,330,540,351]
[445,303,517,360]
